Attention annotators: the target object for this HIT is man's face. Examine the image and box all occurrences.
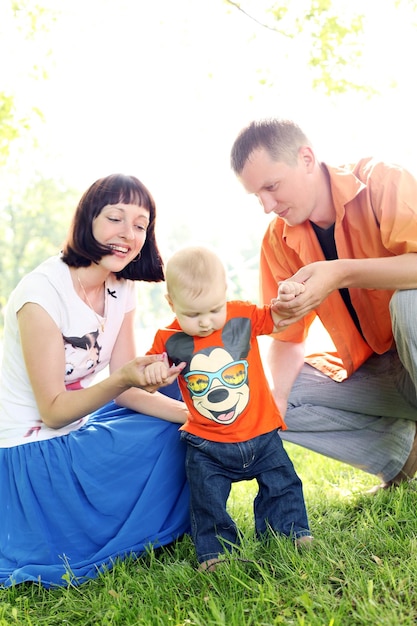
[238,146,316,226]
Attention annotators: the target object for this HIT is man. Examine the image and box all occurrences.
[230,118,417,492]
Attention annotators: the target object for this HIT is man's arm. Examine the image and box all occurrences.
[275,253,417,327]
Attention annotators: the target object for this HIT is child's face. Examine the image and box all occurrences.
[168,282,227,337]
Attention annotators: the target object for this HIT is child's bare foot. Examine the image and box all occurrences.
[198,558,222,572]
[295,535,314,549]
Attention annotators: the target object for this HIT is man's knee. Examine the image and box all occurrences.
[390,289,417,333]
[390,290,417,354]
[390,290,417,405]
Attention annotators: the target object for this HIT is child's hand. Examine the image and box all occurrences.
[144,361,169,386]
[270,280,307,330]
[143,353,186,390]
[275,280,306,302]
[270,280,306,324]
[120,354,185,394]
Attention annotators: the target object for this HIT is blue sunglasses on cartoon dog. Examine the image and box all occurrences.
[184,359,248,397]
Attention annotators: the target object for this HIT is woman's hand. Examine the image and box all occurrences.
[127,353,186,393]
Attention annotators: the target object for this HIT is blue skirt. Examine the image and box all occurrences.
[0,385,190,588]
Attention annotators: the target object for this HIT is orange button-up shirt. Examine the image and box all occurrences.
[260,158,417,381]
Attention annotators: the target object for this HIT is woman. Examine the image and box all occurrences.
[0,174,190,588]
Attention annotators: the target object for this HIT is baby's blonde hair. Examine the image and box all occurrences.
[166,246,226,301]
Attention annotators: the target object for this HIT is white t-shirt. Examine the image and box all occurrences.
[0,255,136,447]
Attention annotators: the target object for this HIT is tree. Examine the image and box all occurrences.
[0,1,63,324]
[0,1,56,165]
[0,178,79,313]
[224,0,415,95]
[0,95,30,167]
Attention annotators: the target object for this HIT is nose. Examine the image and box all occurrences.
[120,222,135,240]
[199,317,210,329]
[258,192,276,215]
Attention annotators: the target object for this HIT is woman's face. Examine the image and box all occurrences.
[92,203,150,272]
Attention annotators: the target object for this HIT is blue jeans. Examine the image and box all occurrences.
[180,429,311,564]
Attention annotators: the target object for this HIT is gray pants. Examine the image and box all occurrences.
[281,290,417,482]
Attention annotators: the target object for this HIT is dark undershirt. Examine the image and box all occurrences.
[310,221,363,336]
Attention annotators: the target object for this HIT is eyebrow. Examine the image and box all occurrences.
[105,206,149,220]
[262,177,279,188]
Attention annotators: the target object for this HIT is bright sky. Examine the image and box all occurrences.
[2,0,417,260]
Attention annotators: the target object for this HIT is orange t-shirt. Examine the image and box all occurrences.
[148,301,286,443]
[260,158,417,381]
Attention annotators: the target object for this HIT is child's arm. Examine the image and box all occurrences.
[270,280,306,331]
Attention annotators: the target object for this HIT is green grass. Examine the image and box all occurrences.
[2,444,417,625]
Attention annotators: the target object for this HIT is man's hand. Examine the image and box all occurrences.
[273,261,340,326]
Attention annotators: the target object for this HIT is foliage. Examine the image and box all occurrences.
[2,444,417,624]
[224,0,416,95]
[302,1,366,94]
[0,3,63,321]
[0,0,56,164]
[0,178,78,312]
[0,96,30,167]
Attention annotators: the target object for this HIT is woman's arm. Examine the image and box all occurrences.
[18,303,186,429]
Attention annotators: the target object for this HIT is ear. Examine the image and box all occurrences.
[298,146,315,171]
[165,293,175,312]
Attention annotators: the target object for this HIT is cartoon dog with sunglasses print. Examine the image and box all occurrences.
[165,317,252,425]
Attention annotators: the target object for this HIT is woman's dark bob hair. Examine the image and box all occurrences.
[61,174,164,282]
